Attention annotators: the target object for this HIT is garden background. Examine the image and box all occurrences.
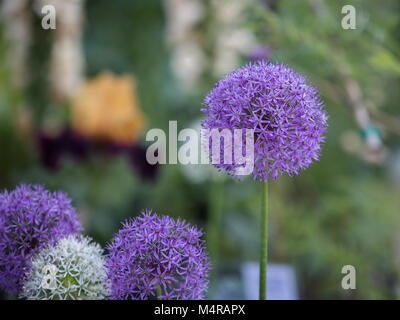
[0,0,399,299]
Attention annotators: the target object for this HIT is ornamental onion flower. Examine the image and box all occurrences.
[21,235,110,300]
[201,61,328,300]
[201,61,328,181]
[0,184,82,294]
[106,209,211,300]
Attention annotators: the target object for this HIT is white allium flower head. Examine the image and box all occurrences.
[21,235,110,300]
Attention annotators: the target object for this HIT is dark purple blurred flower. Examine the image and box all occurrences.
[0,184,82,294]
[38,129,158,182]
[38,128,90,169]
[106,209,210,300]
[202,61,328,181]
[127,145,159,182]
[248,46,271,62]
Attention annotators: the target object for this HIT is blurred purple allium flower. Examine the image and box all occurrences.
[248,46,271,62]
[0,184,82,294]
[201,61,328,181]
[106,209,210,300]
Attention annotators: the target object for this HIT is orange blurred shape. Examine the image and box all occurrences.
[71,72,146,145]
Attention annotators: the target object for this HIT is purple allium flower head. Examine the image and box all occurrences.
[0,184,82,294]
[201,61,328,181]
[106,209,210,300]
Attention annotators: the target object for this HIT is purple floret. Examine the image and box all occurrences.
[202,61,328,181]
[0,184,82,294]
[106,209,211,300]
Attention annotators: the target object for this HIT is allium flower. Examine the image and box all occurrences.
[21,235,110,300]
[106,210,210,300]
[0,184,82,294]
[202,61,328,181]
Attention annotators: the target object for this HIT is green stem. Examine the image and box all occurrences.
[259,180,269,300]
[207,179,224,275]
[156,286,162,299]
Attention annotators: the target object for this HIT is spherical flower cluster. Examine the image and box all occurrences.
[20,235,110,300]
[0,184,82,294]
[201,61,328,181]
[106,210,210,300]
